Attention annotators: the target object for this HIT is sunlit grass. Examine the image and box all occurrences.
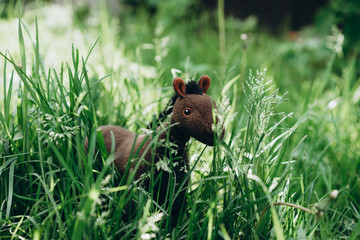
[0,2,359,239]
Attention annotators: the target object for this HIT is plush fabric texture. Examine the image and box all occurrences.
[94,75,224,226]
[172,94,216,146]
[147,76,208,129]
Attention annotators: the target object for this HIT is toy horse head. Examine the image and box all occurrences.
[170,75,224,146]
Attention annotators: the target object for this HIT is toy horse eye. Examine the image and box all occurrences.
[183,108,192,117]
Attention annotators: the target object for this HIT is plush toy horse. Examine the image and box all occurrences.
[97,75,224,225]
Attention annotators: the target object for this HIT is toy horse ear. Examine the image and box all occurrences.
[198,75,211,94]
[173,77,186,97]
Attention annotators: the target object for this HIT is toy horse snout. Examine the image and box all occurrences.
[203,114,225,146]
[197,130,222,146]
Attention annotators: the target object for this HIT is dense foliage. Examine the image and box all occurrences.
[0,1,359,239]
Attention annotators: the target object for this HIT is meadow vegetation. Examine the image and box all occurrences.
[0,0,359,239]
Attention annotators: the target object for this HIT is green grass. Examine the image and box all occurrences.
[1,1,359,239]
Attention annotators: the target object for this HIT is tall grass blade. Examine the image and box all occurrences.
[217,0,225,82]
[71,188,100,240]
[18,17,29,162]
[5,159,15,218]
[247,174,285,240]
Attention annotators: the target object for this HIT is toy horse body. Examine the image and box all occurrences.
[98,75,223,224]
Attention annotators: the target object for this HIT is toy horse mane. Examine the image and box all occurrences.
[148,80,206,129]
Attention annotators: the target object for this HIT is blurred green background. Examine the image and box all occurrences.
[0,0,359,239]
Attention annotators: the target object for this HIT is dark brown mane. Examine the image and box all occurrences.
[147,80,203,129]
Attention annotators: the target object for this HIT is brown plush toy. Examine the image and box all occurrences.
[96,75,224,226]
